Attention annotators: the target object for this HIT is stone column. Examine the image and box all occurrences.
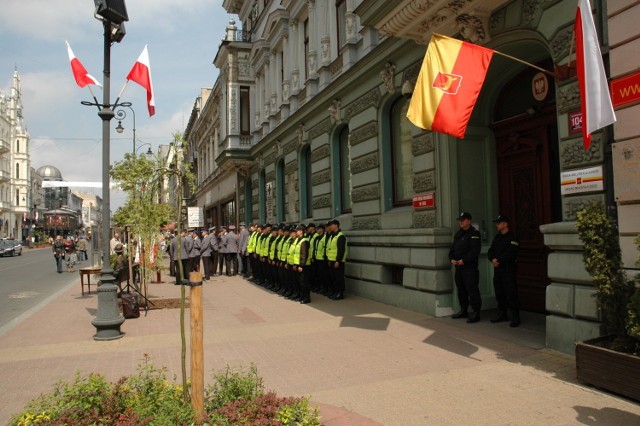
[282,34,290,104]
[307,0,318,80]
[270,50,277,115]
[320,0,331,67]
[290,19,300,96]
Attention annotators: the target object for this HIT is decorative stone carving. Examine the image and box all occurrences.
[270,94,277,115]
[264,102,270,119]
[254,112,261,129]
[321,35,330,63]
[345,12,357,42]
[312,194,332,209]
[311,144,331,162]
[264,152,276,167]
[292,70,299,92]
[550,25,574,63]
[283,138,297,155]
[414,211,437,228]
[352,216,381,230]
[265,171,275,182]
[557,81,580,112]
[456,13,488,43]
[345,87,381,120]
[229,87,238,131]
[380,62,396,94]
[351,152,379,175]
[297,123,307,146]
[312,169,331,186]
[328,99,342,124]
[283,80,290,100]
[309,118,332,140]
[560,135,603,169]
[522,0,540,25]
[420,0,472,33]
[275,140,282,158]
[349,121,378,146]
[308,53,317,76]
[412,132,435,155]
[330,56,344,76]
[352,183,380,202]
[257,153,264,170]
[489,8,506,35]
[413,170,436,193]
[563,194,604,221]
[285,159,299,175]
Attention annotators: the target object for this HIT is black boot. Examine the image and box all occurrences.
[490,310,508,323]
[466,311,480,323]
[452,310,468,319]
[509,310,521,327]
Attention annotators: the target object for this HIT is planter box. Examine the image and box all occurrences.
[576,335,640,401]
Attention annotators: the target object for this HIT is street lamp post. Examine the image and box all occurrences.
[114,102,136,153]
[84,0,129,341]
[136,142,153,157]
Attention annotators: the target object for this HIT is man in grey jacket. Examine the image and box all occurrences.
[201,229,212,281]
[217,226,227,275]
[170,229,193,284]
[225,225,239,276]
[238,222,250,276]
[189,229,201,272]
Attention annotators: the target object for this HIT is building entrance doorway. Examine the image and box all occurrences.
[492,107,559,313]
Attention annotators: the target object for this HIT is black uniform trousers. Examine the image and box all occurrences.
[454,266,481,312]
[169,255,176,276]
[202,255,212,279]
[493,264,518,311]
[316,260,329,293]
[225,253,238,275]
[218,252,225,275]
[328,261,345,296]
[299,266,311,301]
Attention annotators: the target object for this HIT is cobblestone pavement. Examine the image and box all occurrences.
[1,272,639,425]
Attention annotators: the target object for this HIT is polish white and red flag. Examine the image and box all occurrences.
[126,45,156,116]
[575,0,616,150]
[65,41,101,88]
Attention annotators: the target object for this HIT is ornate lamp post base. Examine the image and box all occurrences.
[92,269,125,340]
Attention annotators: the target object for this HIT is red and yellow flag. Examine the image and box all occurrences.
[407,34,494,139]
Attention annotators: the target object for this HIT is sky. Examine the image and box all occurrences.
[0,0,231,210]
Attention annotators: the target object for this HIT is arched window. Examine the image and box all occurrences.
[259,169,266,224]
[390,97,413,206]
[300,146,312,219]
[338,126,351,213]
[15,163,19,180]
[276,159,285,222]
[16,140,20,152]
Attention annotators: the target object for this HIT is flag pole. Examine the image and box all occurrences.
[113,80,130,108]
[433,34,558,79]
[492,50,558,78]
[567,30,575,69]
[87,85,101,110]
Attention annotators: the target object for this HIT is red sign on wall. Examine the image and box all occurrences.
[569,110,582,135]
[611,71,640,108]
[413,192,435,209]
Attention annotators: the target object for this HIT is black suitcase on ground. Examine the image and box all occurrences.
[121,294,140,319]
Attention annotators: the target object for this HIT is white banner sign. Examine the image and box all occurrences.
[187,207,204,228]
[561,166,604,195]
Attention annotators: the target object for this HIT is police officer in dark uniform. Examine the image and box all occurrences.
[488,214,520,327]
[449,212,482,323]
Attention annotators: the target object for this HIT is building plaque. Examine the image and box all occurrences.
[560,166,603,195]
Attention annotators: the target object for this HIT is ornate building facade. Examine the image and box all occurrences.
[0,71,31,240]
[185,0,639,354]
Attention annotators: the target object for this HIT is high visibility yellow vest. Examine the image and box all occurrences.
[268,235,278,260]
[314,234,327,260]
[247,231,258,253]
[287,237,298,265]
[279,237,291,262]
[309,233,319,258]
[293,237,311,266]
[260,234,271,257]
[326,231,348,262]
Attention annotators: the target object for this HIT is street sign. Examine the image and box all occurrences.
[187,207,203,228]
[611,71,640,108]
[413,192,435,209]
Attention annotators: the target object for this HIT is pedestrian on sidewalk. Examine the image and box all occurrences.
[52,235,65,273]
[201,228,212,280]
[488,214,520,327]
[64,237,77,273]
[326,219,348,300]
[77,236,87,263]
[449,212,482,323]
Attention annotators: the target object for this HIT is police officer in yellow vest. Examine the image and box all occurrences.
[292,224,312,304]
[278,225,294,296]
[285,226,300,300]
[326,219,348,300]
[313,223,329,295]
[247,224,261,281]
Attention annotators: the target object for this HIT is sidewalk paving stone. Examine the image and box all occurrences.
[1,273,640,425]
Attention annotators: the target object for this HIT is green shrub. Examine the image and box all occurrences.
[10,360,321,426]
[205,364,264,412]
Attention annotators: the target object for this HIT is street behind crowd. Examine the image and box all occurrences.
[1,262,640,425]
